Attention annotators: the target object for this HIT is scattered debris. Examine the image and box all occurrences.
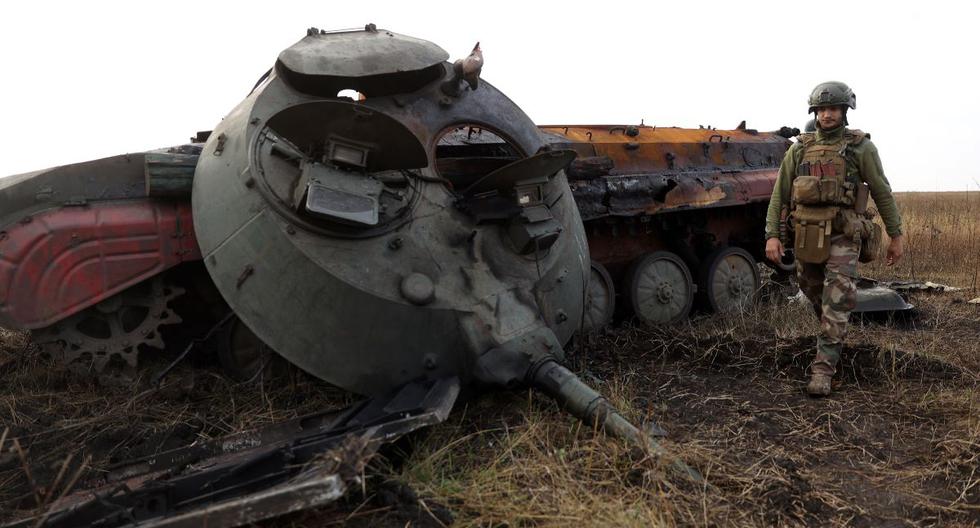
[789,277,917,314]
[853,283,915,313]
[3,378,460,528]
[882,279,963,293]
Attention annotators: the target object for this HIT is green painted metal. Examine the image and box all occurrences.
[192,27,590,397]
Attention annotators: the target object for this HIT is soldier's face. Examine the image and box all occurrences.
[816,106,844,130]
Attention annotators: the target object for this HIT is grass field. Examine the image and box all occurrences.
[865,191,980,288]
[1,192,978,526]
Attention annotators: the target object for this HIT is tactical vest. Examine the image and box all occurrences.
[790,129,879,263]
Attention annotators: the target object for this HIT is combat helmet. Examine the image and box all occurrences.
[808,81,855,126]
[808,81,856,113]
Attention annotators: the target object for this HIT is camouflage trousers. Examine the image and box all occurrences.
[796,233,860,373]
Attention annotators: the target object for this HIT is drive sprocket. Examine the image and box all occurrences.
[33,278,185,372]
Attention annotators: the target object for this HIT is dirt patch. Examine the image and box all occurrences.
[564,296,979,526]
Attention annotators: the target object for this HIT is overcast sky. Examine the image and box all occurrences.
[2,0,977,191]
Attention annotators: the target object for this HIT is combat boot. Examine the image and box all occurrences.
[807,362,834,396]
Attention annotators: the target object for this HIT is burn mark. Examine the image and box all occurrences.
[654,179,678,203]
[572,169,778,221]
[663,180,728,208]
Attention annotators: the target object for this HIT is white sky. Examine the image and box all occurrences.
[1,0,978,191]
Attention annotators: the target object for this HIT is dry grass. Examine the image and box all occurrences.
[396,395,677,526]
[1,191,979,527]
[380,191,980,527]
[386,296,979,527]
[0,336,352,517]
[865,191,980,289]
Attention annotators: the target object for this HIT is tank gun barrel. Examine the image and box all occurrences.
[531,359,702,481]
[471,327,700,480]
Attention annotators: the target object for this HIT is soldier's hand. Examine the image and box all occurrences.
[765,237,785,264]
[886,234,905,266]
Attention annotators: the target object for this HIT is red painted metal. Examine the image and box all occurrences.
[0,200,201,329]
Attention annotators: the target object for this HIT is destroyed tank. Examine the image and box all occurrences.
[541,122,907,327]
[0,26,660,453]
[188,28,596,397]
[546,123,797,327]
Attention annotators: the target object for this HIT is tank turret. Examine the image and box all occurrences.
[190,26,591,396]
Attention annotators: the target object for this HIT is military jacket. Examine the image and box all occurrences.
[765,126,903,240]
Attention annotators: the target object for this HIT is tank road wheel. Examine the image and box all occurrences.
[582,260,616,332]
[218,317,274,382]
[626,251,694,325]
[698,246,760,313]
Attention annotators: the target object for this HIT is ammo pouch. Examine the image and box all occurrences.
[836,208,883,263]
[791,175,856,206]
[858,218,882,263]
[792,204,838,264]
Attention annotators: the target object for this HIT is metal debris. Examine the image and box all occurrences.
[789,278,916,314]
[854,279,915,313]
[4,377,460,528]
[882,280,963,293]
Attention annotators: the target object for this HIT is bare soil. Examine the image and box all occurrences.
[584,329,977,526]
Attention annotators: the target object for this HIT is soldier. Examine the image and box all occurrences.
[764,81,905,396]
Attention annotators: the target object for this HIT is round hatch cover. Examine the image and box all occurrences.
[278,27,449,78]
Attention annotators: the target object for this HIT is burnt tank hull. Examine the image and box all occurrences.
[541,124,795,324]
[546,124,788,265]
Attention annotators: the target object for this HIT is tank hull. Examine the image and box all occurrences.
[542,124,790,270]
[542,124,794,321]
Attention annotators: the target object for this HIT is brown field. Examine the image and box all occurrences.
[865,191,980,289]
[1,192,979,527]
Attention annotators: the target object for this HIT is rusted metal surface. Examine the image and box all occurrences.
[540,125,787,174]
[574,169,779,220]
[31,277,186,371]
[543,125,787,219]
[584,210,763,273]
[542,124,796,319]
[0,121,790,334]
[541,124,792,277]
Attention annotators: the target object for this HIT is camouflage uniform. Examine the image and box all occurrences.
[795,234,859,370]
[765,82,903,393]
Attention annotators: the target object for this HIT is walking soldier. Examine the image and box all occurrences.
[765,81,905,396]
